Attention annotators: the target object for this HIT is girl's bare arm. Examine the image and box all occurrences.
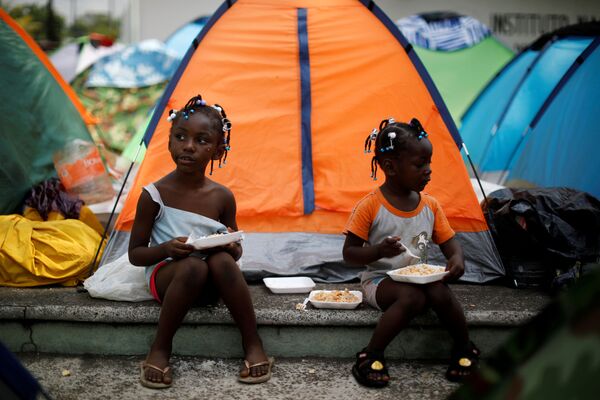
[216,186,242,261]
[439,236,465,281]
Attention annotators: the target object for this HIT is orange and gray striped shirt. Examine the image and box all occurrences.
[344,188,455,285]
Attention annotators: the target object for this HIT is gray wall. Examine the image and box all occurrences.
[123,0,600,50]
[7,0,599,50]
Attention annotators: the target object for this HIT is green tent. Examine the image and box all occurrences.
[120,115,149,163]
[0,10,95,214]
[397,12,514,125]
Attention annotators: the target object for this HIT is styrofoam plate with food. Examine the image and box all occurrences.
[185,231,244,250]
[308,289,363,309]
[386,263,448,284]
[263,276,316,294]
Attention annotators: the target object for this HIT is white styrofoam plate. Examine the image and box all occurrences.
[308,290,362,309]
[263,277,316,294]
[185,231,244,250]
[386,264,448,284]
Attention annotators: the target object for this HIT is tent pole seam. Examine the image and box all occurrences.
[297,8,315,215]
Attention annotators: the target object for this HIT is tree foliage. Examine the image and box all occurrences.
[0,1,120,50]
[69,13,120,39]
[3,1,65,49]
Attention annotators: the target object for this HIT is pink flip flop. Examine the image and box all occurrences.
[238,357,275,384]
[139,362,172,389]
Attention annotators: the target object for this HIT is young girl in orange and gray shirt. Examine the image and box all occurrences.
[343,118,480,388]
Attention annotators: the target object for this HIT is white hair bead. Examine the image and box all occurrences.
[370,128,378,140]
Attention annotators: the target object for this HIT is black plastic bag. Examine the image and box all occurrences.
[482,187,600,288]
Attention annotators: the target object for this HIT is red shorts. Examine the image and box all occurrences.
[149,260,170,303]
[149,259,220,305]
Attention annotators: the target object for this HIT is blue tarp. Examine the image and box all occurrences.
[396,12,491,51]
[86,39,179,88]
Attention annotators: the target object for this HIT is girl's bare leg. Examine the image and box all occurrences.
[424,282,474,380]
[368,279,428,351]
[354,279,427,384]
[144,257,209,384]
[423,282,469,347]
[207,251,269,377]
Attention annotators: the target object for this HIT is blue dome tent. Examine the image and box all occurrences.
[460,22,600,199]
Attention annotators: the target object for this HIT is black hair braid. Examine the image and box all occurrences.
[370,156,379,180]
[210,103,232,171]
[379,118,391,132]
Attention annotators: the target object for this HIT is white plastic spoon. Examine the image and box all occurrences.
[386,236,421,263]
[400,242,421,263]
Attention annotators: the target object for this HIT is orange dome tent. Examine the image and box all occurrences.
[103,0,503,283]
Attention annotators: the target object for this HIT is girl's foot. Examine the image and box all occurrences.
[140,362,172,389]
[445,341,480,382]
[141,348,172,387]
[238,357,275,384]
[352,348,390,388]
[239,342,271,380]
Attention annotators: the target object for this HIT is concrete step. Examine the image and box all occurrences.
[17,354,458,400]
[0,283,551,359]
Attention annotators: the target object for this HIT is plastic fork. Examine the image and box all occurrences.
[296,297,310,311]
[400,242,421,263]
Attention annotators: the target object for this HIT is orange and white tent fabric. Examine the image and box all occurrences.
[103,0,503,283]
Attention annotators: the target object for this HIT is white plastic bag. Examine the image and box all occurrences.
[83,253,153,302]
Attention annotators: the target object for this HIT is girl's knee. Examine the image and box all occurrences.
[173,258,208,287]
[399,290,427,315]
[426,282,454,306]
[207,252,241,281]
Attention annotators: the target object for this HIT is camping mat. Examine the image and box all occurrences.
[100,231,503,284]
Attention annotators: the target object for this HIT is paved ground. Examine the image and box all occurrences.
[18,354,459,400]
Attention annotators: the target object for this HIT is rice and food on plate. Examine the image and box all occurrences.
[392,263,445,276]
[312,289,360,303]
